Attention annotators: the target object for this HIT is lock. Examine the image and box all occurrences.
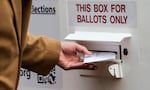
[123,48,128,56]
[108,63,123,78]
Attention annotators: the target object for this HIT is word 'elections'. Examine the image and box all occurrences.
[32,5,56,15]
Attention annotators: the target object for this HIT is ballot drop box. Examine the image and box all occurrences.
[65,0,137,79]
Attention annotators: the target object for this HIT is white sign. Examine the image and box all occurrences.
[18,0,62,89]
[29,0,60,39]
[68,1,137,28]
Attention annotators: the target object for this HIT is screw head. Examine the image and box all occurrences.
[123,48,128,56]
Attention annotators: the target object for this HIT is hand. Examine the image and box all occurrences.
[57,42,97,70]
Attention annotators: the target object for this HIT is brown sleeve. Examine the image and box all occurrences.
[22,33,61,75]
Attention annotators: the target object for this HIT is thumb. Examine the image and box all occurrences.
[75,43,92,55]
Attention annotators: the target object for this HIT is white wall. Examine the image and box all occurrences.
[58,0,150,90]
[137,0,150,89]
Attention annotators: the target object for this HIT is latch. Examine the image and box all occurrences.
[108,62,123,78]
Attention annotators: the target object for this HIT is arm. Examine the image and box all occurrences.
[22,33,61,75]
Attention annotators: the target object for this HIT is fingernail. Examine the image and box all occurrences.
[89,65,94,69]
[89,65,97,70]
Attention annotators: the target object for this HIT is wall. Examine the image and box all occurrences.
[59,0,150,90]
[18,0,150,90]
[18,0,62,90]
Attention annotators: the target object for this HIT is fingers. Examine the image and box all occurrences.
[75,43,92,55]
[70,62,97,70]
[62,55,97,70]
[69,55,96,70]
[70,50,96,70]
[59,41,97,70]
